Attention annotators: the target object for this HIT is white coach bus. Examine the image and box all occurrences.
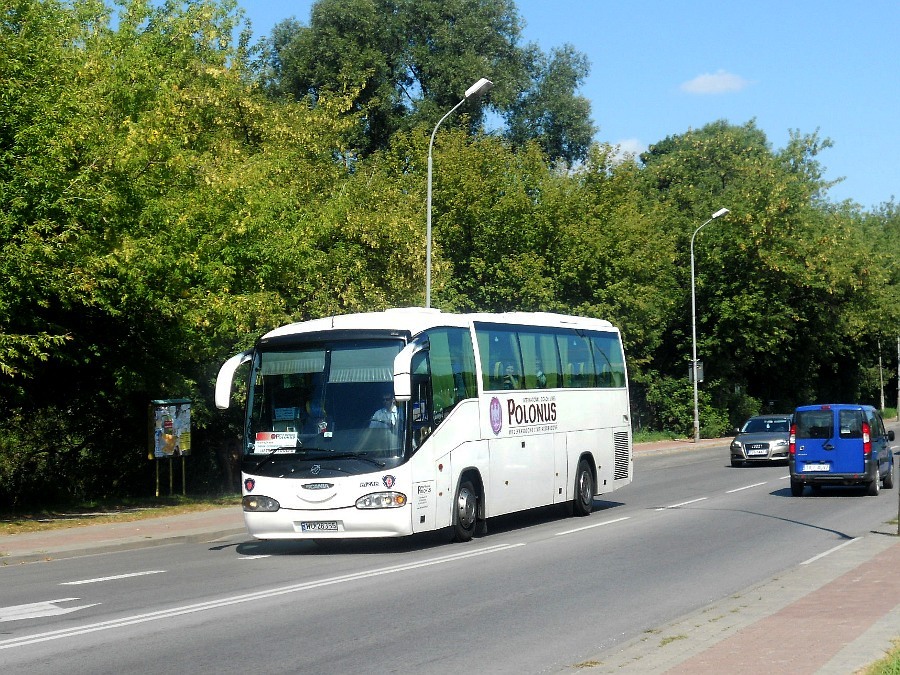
[215,308,632,542]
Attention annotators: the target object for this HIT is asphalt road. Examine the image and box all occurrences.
[1,441,897,674]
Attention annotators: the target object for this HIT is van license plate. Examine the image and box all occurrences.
[803,463,830,472]
[300,521,339,532]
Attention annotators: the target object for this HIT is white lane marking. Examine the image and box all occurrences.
[800,537,859,565]
[61,571,166,586]
[726,482,768,493]
[779,475,791,480]
[655,497,708,511]
[239,555,271,560]
[0,542,524,650]
[555,516,630,536]
[0,599,99,622]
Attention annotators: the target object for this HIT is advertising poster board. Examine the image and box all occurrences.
[149,398,191,459]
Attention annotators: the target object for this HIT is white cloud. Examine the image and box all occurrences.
[681,70,750,94]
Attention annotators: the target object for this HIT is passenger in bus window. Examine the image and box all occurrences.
[535,359,548,388]
[503,363,521,390]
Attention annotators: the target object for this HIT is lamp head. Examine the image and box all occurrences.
[711,207,730,219]
[465,78,493,99]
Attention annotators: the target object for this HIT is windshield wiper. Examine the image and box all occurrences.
[302,452,386,468]
[253,445,298,471]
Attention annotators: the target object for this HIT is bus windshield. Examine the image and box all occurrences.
[245,339,406,463]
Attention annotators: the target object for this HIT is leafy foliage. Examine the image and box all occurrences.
[265,0,595,163]
[0,1,896,506]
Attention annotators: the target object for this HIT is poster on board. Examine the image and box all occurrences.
[149,399,191,459]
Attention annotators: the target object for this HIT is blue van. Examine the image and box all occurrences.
[789,404,895,496]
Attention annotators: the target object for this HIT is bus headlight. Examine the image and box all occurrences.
[356,492,407,509]
[242,495,280,512]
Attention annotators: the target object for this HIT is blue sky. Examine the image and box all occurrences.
[236,0,898,211]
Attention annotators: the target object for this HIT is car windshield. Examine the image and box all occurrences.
[741,417,790,433]
[245,339,406,461]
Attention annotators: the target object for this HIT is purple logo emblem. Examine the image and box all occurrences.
[490,397,503,435]
[244,478,255,493]
[382,475,396,489]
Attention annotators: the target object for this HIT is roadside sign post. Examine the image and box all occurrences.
[148,399,192,496]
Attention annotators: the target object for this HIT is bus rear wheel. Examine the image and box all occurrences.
[573,460,594,517]
[453,480,478,542]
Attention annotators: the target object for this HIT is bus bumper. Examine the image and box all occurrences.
[243,505,414,539]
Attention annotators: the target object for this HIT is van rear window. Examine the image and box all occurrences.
[838,409,864,438]
[795,410,833,439]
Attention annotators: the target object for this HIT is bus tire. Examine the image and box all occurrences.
[573,459,594,517]
[790,480,804,496]
[453,479,478,542]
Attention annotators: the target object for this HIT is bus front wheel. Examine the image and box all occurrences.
[453,480,478,542]
[573,460,594,517]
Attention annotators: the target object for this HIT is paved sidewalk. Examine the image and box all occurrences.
[567,533,900,674]
[0,506,246,564]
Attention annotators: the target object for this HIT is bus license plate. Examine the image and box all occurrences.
[803,463,830,472]
[300,521,339,532]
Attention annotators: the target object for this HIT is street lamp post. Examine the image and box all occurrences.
[691,207,730,443]
[426,77,493,308]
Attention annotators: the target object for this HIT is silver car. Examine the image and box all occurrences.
[730,415,792,467]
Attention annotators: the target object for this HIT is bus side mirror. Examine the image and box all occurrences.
[393,343,417,402]
[215,351,252,409]
[889,430,895,442]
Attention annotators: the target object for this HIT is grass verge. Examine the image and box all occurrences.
[861,638,900,674]
[0,494,241,536]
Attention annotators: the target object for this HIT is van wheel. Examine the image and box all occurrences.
[573,460,594,517]
[452,480,478,542]
[866,466,881,496]
[883,458,894,489]
[790,480,804,497]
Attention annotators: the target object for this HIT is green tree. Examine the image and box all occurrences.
[265,0,595,164]
[0,0,361,504]
[556,143,678,368]
[640,120,888,427]
[414,129,561,311]
[504,44,596,164]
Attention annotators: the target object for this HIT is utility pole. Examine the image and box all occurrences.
[879,340,885,411]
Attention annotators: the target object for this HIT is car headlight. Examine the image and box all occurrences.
[730,440,742,450]
[242,495,280,512]
[773,439,788,448]
[356,492,407,509]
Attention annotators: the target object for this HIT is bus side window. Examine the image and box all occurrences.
[557,332,595,388]
[423,327,476,421]
[410,350,433,448]
[590,333,626,388]
[477,325,524,391]
[520,331,560,389]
